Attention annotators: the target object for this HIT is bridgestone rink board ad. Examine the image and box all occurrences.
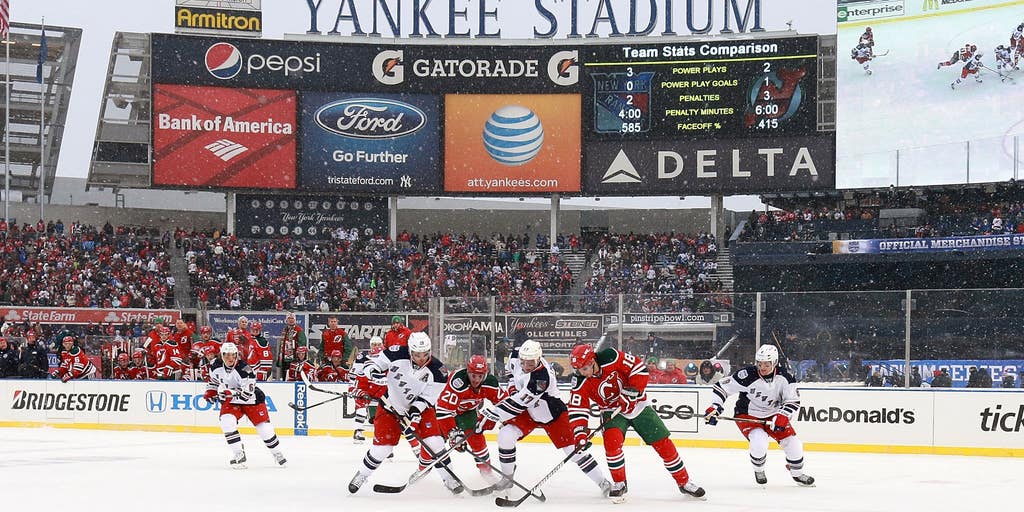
[3,380,1021,456]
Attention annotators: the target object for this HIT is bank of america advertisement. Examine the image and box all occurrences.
[298,92,442,193]
[152,84,296,189]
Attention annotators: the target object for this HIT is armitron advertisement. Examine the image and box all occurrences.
[152,84,297,189]
[298,92,442,193]
[444,94,581,194]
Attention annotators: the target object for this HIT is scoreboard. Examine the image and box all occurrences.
[583,36,819,140]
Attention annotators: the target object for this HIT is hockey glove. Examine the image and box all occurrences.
[447,430,467,451]
[704,405,723,425]
[617,396,642,416]
[60,371,72,383]
[572,424,591,450]
[202,389,218,404]
[475,408,500,435]
[768,414,790,434]
[219,389,233,404]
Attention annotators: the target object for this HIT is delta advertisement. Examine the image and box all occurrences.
[152,84,296,189]
[444,94,582,194]
[832,234,1024,254]
[298,92,442,194]
[234,194,388,239]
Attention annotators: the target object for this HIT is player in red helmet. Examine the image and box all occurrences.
[317,349,348,382]
[436,354,504,482]
[112,352,132,380]
[246,321,273,381]
[129,349,153,380]
[286,346,316,382]
[55,335,97,382]
[569,343,705,502]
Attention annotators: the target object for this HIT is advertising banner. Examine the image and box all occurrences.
[174,5,262,36]
[582,134,835,195]
[865,359,1023,388]
[935,391,1024,448]
[505,314,604,352]
[605,312,735,325]
[297,92,442,193]
[833,234,1024,254]
[208,312,293,356]
[307,313,399,345]
[0,307,180,325]
[836,0,906,22]
[152,84,296,189]
[444,94,581,194]
[234,194,387,239]
[151,34,581,94]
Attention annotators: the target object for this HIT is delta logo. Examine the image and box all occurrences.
[206,42,243,80]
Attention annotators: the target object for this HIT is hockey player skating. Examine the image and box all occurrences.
[436,354,504,483]
[475,340,612,497]
[996,45,1017,72]
[859,27,874,48]
[705,345,814,487]
[851,43,874,75]
[203,342,287,468]
[952,52,985,89]
[1011,23,1024,66]
[347,332,465,495]
[568,344,705,502]
[938,43,976,69]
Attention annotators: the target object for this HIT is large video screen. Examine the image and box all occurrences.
[837,0,1024,187]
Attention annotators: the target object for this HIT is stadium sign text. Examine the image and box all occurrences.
[301,0,769,39]
[176,6,263,33]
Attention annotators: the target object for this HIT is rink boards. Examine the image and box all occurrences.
[1,380,1021,457]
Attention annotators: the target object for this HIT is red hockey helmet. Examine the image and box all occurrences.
[199,325,213,336]
[159,326,171,336]
[570,344,597,370]
[467,354,488,374]
[62,335,75,345]
[295,346,308,357]
[132,348,146,359]
[117,352,130,364]
[250,321,263,334]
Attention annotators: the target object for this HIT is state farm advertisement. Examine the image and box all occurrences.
[152,84,297,189]
[0,307,180,325]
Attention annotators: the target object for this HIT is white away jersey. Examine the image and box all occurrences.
[710,365,800,419]
[491,351,564,424]
[206,360,264,406]
[368,345,446,416]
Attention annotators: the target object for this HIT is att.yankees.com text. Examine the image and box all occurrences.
[466,178,560,189]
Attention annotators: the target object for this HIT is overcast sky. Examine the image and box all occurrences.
[12,0,840,212]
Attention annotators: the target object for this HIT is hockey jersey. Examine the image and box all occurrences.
[56,348,96,381]
[710,365,800,419]
[568,348,650,429]
[436,368,502,434]
[488,349,564,425]
[207,359,266,406]
[247,337,274,381]
[366,345,447,416]
[287,360,316,382]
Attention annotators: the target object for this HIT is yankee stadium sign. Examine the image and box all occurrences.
[300,0,837,39]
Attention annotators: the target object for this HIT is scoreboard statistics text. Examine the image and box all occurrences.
[583,36,818,140]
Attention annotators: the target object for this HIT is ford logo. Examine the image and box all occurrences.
[314,98,425,139]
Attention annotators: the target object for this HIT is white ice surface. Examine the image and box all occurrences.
[3,427,1018,511]
[837,4,1024,188]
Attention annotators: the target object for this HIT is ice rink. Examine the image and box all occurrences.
[4,427,1018,511]
[837,3,1024,187]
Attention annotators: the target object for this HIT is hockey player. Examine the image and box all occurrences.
[247,322,274,381]
[436,355,503,482]
[952,52,985,89]
[129,349,153,380]
[173,319,195,357]
[286,346,316,382]
[154,332,186,380]
[859,27,874,48]
[938,43,976,69]
[851,43,874,75]
[476,340,612,496]
[317,349,349,382]
[384,315,411,348]
[348,336,385,443]
[568,344,705,501]
[112,352,132,380]
[1011,23,1024,66]
[347,332,464,495]
[705,345,814,487]
[996,44,1018,72]
[320,316,352,367]
[192,326,219,360]
[202,342,286,468]
[55,335,97,382]
[197,345,218,382]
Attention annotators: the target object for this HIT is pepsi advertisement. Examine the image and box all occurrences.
[298,92,442,193]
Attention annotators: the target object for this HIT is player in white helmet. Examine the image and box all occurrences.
[705,344,814,487]
[951,51,985,89]
[350,335,386,443]
[203,342,286,468]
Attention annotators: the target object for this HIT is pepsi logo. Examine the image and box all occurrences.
[206,42,242,80]
[483,105,544,166]
[315,98,425,139]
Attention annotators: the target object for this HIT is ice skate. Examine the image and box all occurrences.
[680,481,706,499]
[273,451,287,466]
[599,479,613,497]
[443,477,464,495]
[229,451,247,469]
[348,472,368,493]
[608,481,628,498]
[492,475,514,492]
[793,474,816,487]
[755,470,768,485]
[353,429,366,444]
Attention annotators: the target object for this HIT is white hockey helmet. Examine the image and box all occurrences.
[519,340,543,361]
[369,335,384,347]
[409,332,431,353]
[220,342,239,355]
[974,51,983,59]
[755,344,779,366]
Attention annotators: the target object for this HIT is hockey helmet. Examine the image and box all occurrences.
[132,348,146,359]
[62,335,75,346]
[295,345,308,357]
[755,344,780,366]
[117,352,130,364]
[467,354,488,374]
[369,335,384,355]
[159,326,171,336]
[409,332,431,353]
[569,344,597,370]
[518,340,542,361]
[199,325,213,336]
[685,362,698,375]
[250,321,263,334]
[220,342,240,355]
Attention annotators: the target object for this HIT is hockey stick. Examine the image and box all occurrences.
[982,64,1017,84]
[872,49,890,57]
[373,436,470,493]
[301,370,346,396]
[288,393,345,411]
[495,411,620,508]
[679,410,769,425]
[483,460,547,503]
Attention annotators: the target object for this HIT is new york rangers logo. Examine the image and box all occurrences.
[205,42,243,80]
